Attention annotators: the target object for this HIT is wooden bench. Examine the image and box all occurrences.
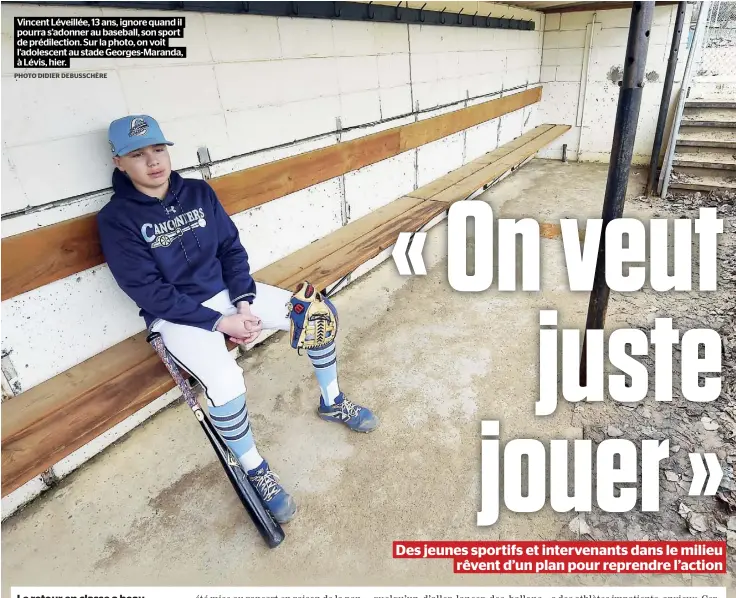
[1,84,568,497]
[255,124,569,290]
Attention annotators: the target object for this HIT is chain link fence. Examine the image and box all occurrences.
[695,0,736,80]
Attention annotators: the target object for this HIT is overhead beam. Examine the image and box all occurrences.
[542,1,679,13]
[5,1,536,29]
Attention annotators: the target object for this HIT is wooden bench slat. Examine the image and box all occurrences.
[398,87,541,151]
[215,87,540,215]
[1,331,152,438]
[1,331,174,494]
[253,197,424,290]
[210,129,401,216]
[1,330,240,497]
[278,200,449,292]
[422,125,571,204]
[409,162,491,201]
[408,125,556,200]
[472,124,556,164]
[1,214,104,302]
[1,87,541,302]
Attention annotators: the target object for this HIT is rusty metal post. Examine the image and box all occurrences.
[646,1,687,196]
[580,1,654,386]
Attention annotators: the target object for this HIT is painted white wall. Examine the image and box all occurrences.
[1,3,544,516]
[536,4,693,164]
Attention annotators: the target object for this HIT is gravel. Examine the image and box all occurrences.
[566,187,736,576]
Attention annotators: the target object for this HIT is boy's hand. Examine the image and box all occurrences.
[236,300,252,316]
[228,302,263,344]
[235,317,263,345]
[216,313,262,344]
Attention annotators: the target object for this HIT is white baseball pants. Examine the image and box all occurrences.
[152,282,293,407]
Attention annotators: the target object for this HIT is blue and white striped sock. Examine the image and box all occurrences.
[307,340,341,407]
[208,394,263,472]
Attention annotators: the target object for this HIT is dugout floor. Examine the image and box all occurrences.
[3,160,732,595]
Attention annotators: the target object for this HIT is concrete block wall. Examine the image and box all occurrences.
[536,4,693,164]
[1,3,543,516]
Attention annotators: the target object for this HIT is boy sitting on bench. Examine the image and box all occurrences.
[97,114,379,524]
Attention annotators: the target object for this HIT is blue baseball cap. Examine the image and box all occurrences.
[108,114,174,157]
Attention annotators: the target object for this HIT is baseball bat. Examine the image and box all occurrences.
[147,332,285,549]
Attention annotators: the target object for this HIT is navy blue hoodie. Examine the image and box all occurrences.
[97,168,256,332]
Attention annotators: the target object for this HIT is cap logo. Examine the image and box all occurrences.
[109,140,116,155]
[129,117,149,137]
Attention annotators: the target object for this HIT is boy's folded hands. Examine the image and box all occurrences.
[216,312,263,345]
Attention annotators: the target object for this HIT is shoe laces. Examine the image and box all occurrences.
[338,397,361,419]
[251,468,282,502]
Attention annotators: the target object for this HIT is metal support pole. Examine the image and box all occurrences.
[646,1,686,196]
[579,2,654,386]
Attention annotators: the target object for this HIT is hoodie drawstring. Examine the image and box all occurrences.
[172,187,203,250]
[160,176,201,270]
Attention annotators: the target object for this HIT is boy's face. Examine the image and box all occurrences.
[113,144,172,191]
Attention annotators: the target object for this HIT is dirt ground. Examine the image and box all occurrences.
[1,160,733,596]
[575,184,736,559]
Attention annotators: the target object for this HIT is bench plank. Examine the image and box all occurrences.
[210,128,400,216]
[1,330,240,497]
[1,214,103,302]
[1,87,541,301]
[408,162,492,201]
[1,331,177,495]
[408,125,556,200]
[420,125,571,204]
[277,199,449,292]
[471,124,556,164]
[253,197,424,291]
[398,87,541,151]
